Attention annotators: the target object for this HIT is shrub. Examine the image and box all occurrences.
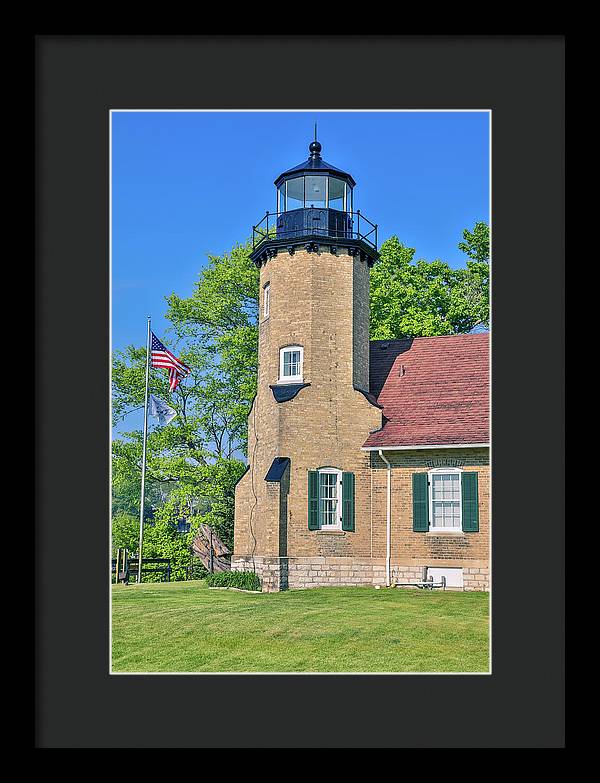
[206,571,261,591]
[111,512,139,557]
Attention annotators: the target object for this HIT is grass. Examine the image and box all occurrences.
[111,580,489,673]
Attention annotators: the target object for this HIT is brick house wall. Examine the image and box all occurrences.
[368,448,490,591]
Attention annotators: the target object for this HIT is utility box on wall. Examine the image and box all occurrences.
[427,567,464,589]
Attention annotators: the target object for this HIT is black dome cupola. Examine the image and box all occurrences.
[250,136,378,267]
[274,137,356,192]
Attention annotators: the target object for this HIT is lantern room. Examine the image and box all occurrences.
[275,140,355,213]
[250,137,379,267]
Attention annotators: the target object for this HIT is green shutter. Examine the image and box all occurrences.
[341,472,355,532]
[461,472,479,532]
[412,472,429,532]
[308,470,319,530]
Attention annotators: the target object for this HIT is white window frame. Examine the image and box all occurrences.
[278,182,286,213]
[278,345,304,384]
[263,282,270,320]
[428,467,463,533]
[317,467,342,530]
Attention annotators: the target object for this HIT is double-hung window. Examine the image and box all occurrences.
[279,345,303,383]
[413,468,479,533]
[318,468,342,529]
[429,469,462,531]
[308,468,355,532]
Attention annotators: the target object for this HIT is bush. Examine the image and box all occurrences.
[206,571,261,591]
[140,513,196,582]
[111,512,139,557]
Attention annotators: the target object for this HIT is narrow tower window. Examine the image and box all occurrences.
[263,283,270,319]
[279,345,303,383]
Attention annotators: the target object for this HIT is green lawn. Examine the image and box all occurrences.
[111,580,489,673]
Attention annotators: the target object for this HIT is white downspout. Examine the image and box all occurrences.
[378,449,392,587]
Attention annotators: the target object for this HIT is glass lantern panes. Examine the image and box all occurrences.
[328,177,345,210]
[304,175,327,208]
[431,473,461,528]
[319,472,339,526]
[277,175,352,212]
[286,177,304,210]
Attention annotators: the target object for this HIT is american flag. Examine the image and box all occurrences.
[151,332,191,392]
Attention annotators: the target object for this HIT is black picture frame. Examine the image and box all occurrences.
[36,35,565,748]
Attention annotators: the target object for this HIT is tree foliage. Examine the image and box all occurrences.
[458,220,490,263]
[165,240,259,421]
[369,222,489,339]
[111,512,139,557]
[112,242,258,555]
[456,221,490,331]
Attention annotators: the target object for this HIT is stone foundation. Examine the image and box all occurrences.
[390,565,427,586]
[232,556,387,592]
[232,556,490,592]
[463,567,490,591]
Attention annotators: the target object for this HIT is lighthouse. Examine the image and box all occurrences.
[233,137,383,591]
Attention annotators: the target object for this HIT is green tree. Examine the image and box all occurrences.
[369,222,489,339]
[458,220,489,263]
[455,221,490,330]
[141,501,198,581]
[112,242,258,555]
[111,512,139,557]
[166,240,259,426]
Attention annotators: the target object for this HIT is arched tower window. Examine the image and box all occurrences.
[278,345,303,383]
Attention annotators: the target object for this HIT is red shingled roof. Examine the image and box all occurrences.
[363,333,489,449]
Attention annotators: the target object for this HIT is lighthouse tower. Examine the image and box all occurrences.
[233,137,383,591]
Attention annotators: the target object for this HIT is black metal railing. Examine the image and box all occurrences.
[252,208,378,252]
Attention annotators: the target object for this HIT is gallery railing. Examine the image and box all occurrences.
[252,208,378,252]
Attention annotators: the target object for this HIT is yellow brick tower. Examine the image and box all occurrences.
[233,137,383,591]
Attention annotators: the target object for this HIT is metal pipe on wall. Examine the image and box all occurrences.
[378,450,392,586]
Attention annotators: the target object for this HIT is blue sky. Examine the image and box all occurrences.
[112,110,489,432]
[112,110,489,348]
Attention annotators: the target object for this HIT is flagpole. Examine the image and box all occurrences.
[137,316,151,584]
